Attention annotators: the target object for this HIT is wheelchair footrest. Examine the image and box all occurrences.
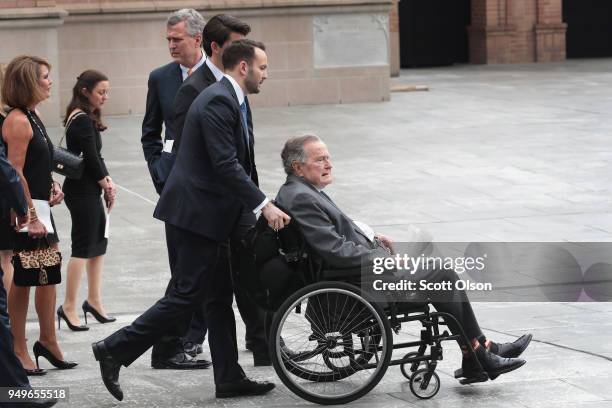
[454,368,489,385]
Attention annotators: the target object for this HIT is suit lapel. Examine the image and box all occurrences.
[200,63,217,86]
[170,63,183,87]
[289,175,372,243]
[220,77,252,173]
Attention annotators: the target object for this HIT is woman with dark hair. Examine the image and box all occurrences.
[58,70,117,331]
[1,55,76,375]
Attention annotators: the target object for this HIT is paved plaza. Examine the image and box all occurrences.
[22,59,612,407]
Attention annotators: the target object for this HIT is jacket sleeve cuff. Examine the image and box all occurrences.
[253,197,269,214]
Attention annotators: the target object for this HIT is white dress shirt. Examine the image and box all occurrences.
[223,74,269,214]
[206,57,225,82]
[180,51,206,81]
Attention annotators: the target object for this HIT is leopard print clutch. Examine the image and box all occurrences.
[12,248,62,287]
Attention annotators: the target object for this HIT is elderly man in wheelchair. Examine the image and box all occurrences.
[240,135,532,404]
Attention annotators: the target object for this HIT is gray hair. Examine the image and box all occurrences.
[166,9,206,38]
[281,135,322,175]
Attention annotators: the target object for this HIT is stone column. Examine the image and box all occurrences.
[468,0,566,64]
[389,0,400,77]
[534,0,567,62]
[468,0,517,64]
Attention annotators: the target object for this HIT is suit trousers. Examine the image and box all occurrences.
[104,223,244,384]
[0,266,30,390]
[229,210,268,354]
[180,209,268,351]
[150,222,206,359]
[396,263,484,342]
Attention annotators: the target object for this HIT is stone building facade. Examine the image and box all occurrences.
[1,0,571,122]
[468,0,566,64]
[1,0,394,123]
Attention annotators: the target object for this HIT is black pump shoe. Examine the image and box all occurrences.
[33,341,77,370]
[25,368,47,376]
[57,305,88,331]
[83,300,116,324]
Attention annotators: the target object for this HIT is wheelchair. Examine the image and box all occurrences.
[238,213,487,405]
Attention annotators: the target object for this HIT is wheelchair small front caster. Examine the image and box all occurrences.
[409,368,440,400]
[400,352,429,380]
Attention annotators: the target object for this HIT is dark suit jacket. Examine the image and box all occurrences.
[172,63,255,162]
[275,175,389,269]
[172,62,216,153]
[141,61,182,194]
[154,77,265,242]
[0,116,27,217]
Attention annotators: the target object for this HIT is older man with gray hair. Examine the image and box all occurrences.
[275,135,531,384]
[139,8,210,370]
[142,8,206,194]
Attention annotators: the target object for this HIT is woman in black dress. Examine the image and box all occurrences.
[59,70,117,331]
[2,55,76,374]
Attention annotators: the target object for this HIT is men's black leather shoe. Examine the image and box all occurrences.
[490,333,533,358]
[183,342,203,357]
[151,352,211,369]
[253,353,272,367]
[468,346,525,381]
[216,377,275,398]
[22,397,58,408]
[92,340,123,401]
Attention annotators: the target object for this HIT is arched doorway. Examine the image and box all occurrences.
[398,0,471,67]
[564,0,612,58]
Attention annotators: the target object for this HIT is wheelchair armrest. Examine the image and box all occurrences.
[321,267,362,280]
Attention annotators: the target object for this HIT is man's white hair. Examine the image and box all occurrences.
[281,135,322,175]
[166,9,206,38]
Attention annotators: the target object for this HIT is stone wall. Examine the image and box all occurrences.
[0,0,393,124]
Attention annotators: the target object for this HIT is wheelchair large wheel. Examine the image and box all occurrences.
[270,281,393,405]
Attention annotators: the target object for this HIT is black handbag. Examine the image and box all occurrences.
[52,112,85,179]
[12,240,62,287]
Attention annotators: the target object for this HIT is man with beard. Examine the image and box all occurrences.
[92,40,290,401]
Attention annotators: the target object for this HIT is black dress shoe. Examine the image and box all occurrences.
[92,340,123,401]
[183,342,203,357]
[253,353,272,367]
[33,341,78,370]
[151,352,211,369]
[216,377,275,398]
[22,397,58,407]
[460,346,525,382]
[489,333,533,358]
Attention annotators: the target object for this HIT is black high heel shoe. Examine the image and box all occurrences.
[33,341,77,370]
[83,300,116,324]
[57,305,89,331]
[25,367,47,376]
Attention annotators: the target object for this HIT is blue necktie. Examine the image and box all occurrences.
[240,102,250,151]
